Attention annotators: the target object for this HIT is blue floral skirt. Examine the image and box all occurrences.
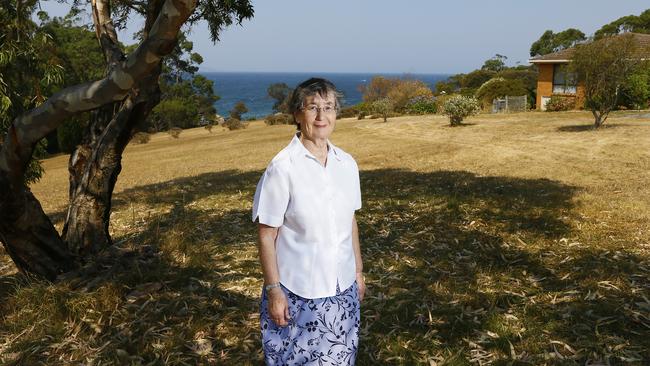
[260,281,360,365]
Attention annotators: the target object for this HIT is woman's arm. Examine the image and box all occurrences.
[352,215,366,301]
[258,223,291,326]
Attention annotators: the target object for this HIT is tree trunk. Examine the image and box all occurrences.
[593,109,609,128]
[0,0,196,278]
[0,173,76,280]
[63,69,161,257]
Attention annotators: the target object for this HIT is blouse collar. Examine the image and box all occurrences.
[290,132,342,162]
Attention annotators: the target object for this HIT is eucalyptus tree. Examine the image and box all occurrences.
[529,29,586,57]
[569,34,640,128]
[0,0,253,280]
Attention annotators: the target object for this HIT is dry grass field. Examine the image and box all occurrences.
[1,110,650,365]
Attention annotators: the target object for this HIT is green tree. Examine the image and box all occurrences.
[619,64,650,109]
[0,0,254,280]
[530,29,586,57]
[148,40,219,132]
[148,30,219,131]
[462,69,496,89]
[481,54,507,72]
[497,66,539,108]
[0,0,64,184]
[230,101,249,120]
[371,98,394,122]
[41,11,105,154]
[475,78,528,108]
[267,82,291,113]
[569,34,640,128]
[595,9,650,39]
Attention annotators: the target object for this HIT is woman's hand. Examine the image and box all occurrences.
[356,272,366,302]
[267,287,291,327]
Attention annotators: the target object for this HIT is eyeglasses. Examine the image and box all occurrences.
[300,105,337,115]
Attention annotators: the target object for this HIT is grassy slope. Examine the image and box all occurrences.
[1,111,650,365]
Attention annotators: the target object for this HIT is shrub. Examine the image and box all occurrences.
[434,94,454,113]
[265,113,293,126]
[545,95,574,111]
[339,106,358,119]
[442,95,481,126]
[387,79,434,112]
[360,77,433,112]
[168,127,182,138]
[230,101,248,120]
[370,98,395,122]
[223,117,247,130]
[475,77,527,108]
[405,96,438,115]
[619,69,650,109]
[204,124,214,133]
[131,132,151,144]
[150,99,198,130]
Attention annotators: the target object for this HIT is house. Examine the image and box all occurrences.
[529,32,650,111]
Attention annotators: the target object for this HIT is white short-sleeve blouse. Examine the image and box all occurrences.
[252,133,362,299]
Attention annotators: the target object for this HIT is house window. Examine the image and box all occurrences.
[553,64,577,94]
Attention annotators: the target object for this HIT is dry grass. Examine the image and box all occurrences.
[1,111,650,365]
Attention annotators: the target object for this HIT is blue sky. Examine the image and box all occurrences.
[41,0,649,74]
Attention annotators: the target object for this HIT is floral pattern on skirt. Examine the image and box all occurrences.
[260,281,360,365]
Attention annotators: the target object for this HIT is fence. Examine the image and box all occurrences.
[492,95,528,113]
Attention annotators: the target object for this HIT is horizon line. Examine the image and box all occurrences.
[198,69,453,76]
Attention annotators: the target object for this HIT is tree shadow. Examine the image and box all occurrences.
[447,122,477,127]
[1,170,266,364]
[354,169,649,364]
[2,168,649,364]
[557,123,632,132]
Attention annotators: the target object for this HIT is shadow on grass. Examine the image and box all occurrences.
[447,123,477,127]
[1,170,265,365]
[556,123,633,132]
[2,168,649,364]
[356,169,649,364]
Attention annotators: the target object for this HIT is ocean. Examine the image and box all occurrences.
[203,72,450,119]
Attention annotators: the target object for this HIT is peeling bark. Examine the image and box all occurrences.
[0,0,197,278]
[63,0,165,257]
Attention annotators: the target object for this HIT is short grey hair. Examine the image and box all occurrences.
[288,78,343,130]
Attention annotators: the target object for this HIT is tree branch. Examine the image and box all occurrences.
[0,0,197,182]
[91,0,124,64]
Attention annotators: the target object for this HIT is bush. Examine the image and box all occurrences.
[168,127,182,138]
[223,117,247,130]
[442,95,481,126]
[619,69,650,109]
[265,113,293,126]
[360,77,433,112]
[204,124,214,133]
[545,95,574,112]
[475,77,527,108]
[57,118,84,153]
[339,106,358,119]
[230,101,248,120]
[131,132,151,144]
[405,96,438,115]
[151,99,198,130]
[370,98,395,122]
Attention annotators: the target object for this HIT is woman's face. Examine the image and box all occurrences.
[294,93,337,141]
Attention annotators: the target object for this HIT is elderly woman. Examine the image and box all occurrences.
[252,78,365,365]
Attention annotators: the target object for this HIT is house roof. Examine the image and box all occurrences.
[529,32,650,64]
